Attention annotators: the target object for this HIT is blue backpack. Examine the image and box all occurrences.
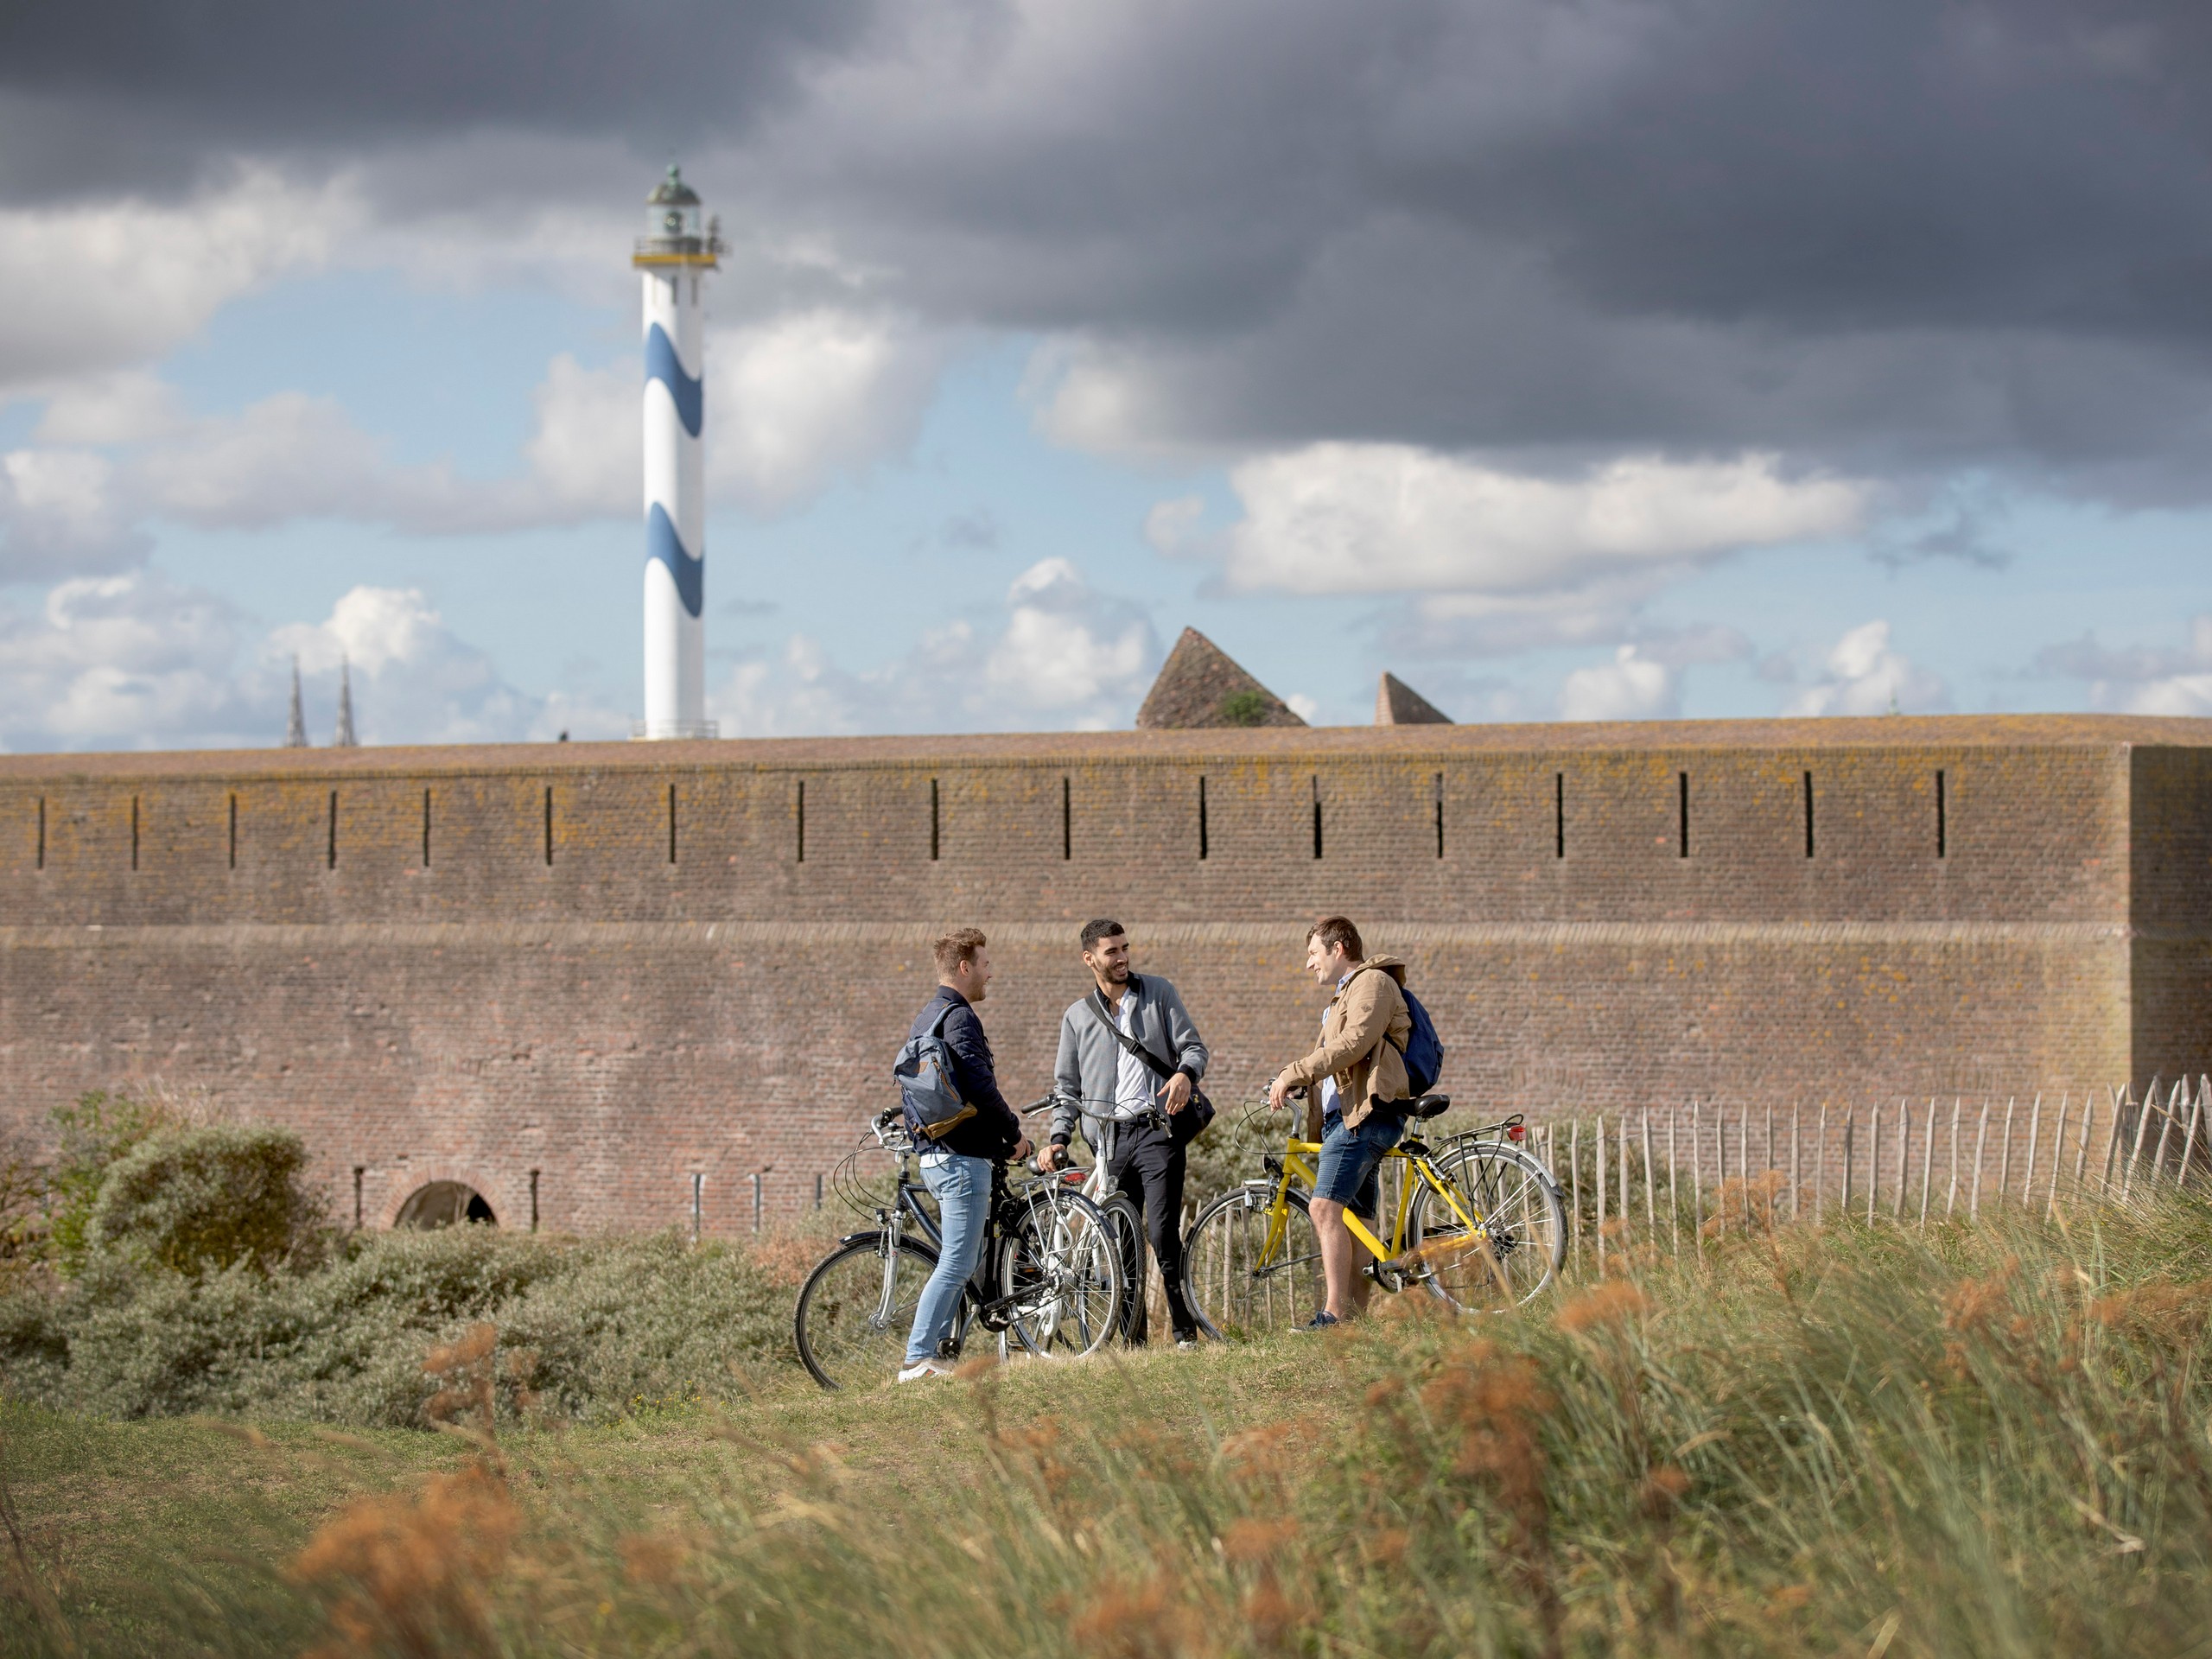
[1393,988,1446,1097]
[893,1004,977,1141]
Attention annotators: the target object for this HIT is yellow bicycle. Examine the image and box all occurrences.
[1179,1097,1567,1337]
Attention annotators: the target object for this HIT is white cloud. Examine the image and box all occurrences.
[1559,645,1676,721]
[0,447,149,579]
[0,574,620,752]
[2033,614,2212,716]
[1141,494,1209,557]
[1783,620,1948,716]
[0,169,357,395]
[710,557,1158,735]
[1215,443,1865,597]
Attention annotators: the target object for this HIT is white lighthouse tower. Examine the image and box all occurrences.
[632,165,722,739]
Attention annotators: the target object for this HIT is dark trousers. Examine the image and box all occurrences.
[1108,1119,1199,1343]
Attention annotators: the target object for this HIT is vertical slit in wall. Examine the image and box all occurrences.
[543,785,554,866]
[35,797,45,871]
[228,794,238,870]
[1677,771,1690,858]
[930,778,940,861]
[667,783,677,864]
[1311,775,1323,859]
[1433,772,1445,859]
[1802,771,1815,858]
[1197,776,1209,860]
[1936,768,1947,858]
[1061,776,1071,861]
[130,796,139,871]
[327,791,338,869]
[795,779,805,862]
[1554,772,1565,858]
[529,1169,541,1233]
[352,1166,364,1230]
[422,790,431,867]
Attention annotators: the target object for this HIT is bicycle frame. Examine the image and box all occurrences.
[1262,1134,1484,1266]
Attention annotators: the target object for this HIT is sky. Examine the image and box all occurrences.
[1,0,2209,750]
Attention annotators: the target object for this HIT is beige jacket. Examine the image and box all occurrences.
[1278,957,1413,1140]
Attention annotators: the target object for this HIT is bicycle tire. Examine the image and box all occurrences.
[794,1234,945,1389]
[1407,1142,1567,1313]
[1101,1191,1144,1343]
[1180,1184,1325,1340]
[1001,1187,1123,1358]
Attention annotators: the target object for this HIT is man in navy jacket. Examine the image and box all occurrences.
[900,927,1030,1380]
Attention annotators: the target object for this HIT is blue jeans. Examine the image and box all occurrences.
[906,1151,989,1364]
[1315,1110,1405,1220]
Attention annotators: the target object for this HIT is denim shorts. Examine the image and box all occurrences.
[1314,1109,1405,1218]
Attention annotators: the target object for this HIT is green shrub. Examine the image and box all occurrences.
[0,1227,791,1426]
[1215,687,1270,726]
[41,1091,174,1274]
[86,1126,323,1276]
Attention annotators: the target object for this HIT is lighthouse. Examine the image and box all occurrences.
[633,165,722,739]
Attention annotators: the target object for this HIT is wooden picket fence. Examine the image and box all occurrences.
[1531,1077,2209,1278]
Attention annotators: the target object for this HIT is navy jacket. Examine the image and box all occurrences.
[911,986,1024,1160]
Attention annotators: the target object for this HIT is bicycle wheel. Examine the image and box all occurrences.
[1180,1185,1325,1340]
[794,1234,944,1389]
[1001,1189,1122,1358]
[1407,1142,1567,1313]
[1102,1191,1145,1344]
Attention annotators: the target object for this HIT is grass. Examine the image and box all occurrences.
[4,1192,2211,1656]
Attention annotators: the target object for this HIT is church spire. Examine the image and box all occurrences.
[334,656,358,747]
[283,656,309,747]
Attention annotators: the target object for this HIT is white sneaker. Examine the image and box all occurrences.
[896,1359,956,1382]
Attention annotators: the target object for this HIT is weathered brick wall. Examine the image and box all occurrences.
[0,715,2202,1233]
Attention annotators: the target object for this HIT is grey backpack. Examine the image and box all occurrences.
[893,1003,977,1141]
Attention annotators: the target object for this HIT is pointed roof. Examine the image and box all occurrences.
[333,657,358,747]
[1135,628,1307,730]
[1375,671,1451,726]
[283,657,309,748]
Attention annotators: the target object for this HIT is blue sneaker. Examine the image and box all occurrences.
[1294,1311,1341,1333]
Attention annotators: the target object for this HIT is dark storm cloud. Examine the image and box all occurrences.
[13,0,2212,494]
[0,0,878,199]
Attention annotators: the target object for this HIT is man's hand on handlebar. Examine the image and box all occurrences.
[1036,1141,1067,1173]
[1013,1134,1033,1163]
[1267,1070,1297,1113]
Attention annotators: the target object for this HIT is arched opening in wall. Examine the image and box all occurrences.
[395,1181,497,1230]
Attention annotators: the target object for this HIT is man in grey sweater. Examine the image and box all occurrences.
[1040,918,1210,1346]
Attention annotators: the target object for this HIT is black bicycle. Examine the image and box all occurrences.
[793,1104,1124,1389]
[1021,1094,1169,1345]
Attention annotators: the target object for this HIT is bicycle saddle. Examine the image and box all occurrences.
[1408,1094,1452,1119]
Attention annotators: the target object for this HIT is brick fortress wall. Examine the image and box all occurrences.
[0,715,2204,1235]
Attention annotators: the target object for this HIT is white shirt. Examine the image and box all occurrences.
[1319,967,1355,1122]
[1109,983,1154,1120]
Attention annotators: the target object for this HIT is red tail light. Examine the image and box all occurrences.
[1508,1123,1527,1142]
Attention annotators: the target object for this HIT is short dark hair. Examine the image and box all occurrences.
[1079,918,1125,952]
[933,927,988,976]
[1307,915,1363,961]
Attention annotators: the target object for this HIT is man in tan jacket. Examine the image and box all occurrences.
[1268,915,1412,1327]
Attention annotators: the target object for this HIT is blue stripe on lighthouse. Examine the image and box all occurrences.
[646,502,704,617]
[645,323,703,437]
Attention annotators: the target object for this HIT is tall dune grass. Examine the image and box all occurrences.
[7,1192,2210,1656]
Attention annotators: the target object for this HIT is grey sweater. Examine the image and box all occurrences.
[1049,974,1209,1154]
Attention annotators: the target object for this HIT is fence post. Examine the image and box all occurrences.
[1691,1101,1704,1255]
[2152,1079,2181,1185]
[1840,1110,1854,1216]
[1971,1100,1990,1218]
[1791,1103,1802,1219]
[1895,1098,1910,1219]
[2075,1090,2094,1204]
[1738,1114,1751,1227]
[1569,1118,1582,1272]
[1668,1112,1680,1257]
[1945,1098,1961,1220]
[2047,1096,2069,1217]
[2102,1085,2126,1192]
[1597,1116,1608,1271]
[1643,1110,1656,1240]
[2123,1084,2156,1202]
[1815,1103,1827,1223]
[1920,1101,1936,1228]
[1869,1102,1882,1225]
[2181,1080,2205,1189]
[2022,1095,2042,1210]
[1998,1097,2015,1205]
